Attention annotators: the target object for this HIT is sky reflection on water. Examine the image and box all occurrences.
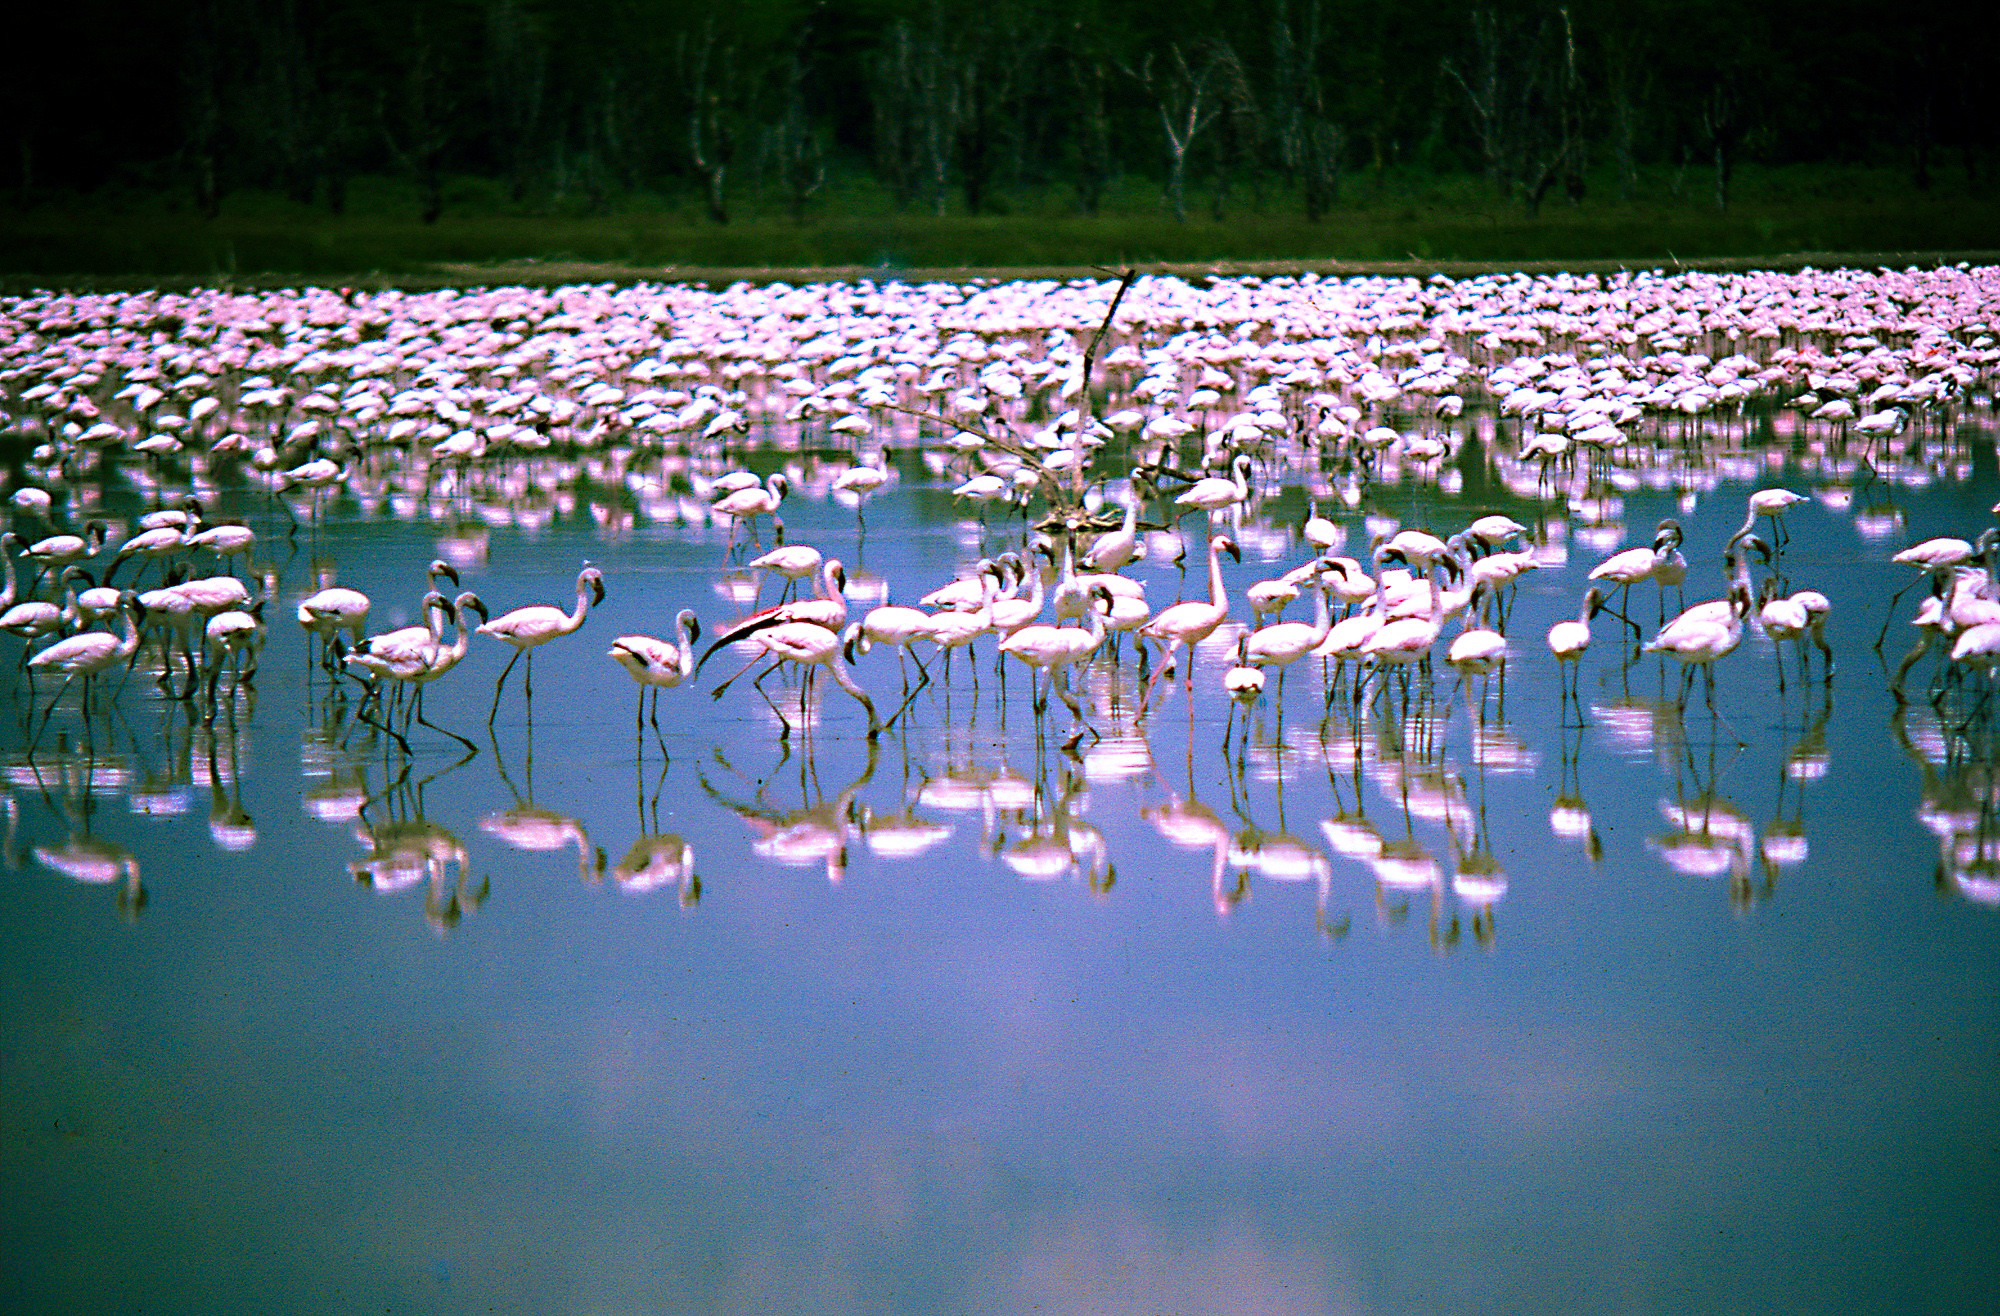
[5,275,2000,1313]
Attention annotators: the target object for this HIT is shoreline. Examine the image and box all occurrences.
[5,249,1999,295]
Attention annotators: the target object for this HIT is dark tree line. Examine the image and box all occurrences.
[5,0,1995,222]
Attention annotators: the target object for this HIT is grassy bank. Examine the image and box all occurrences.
[4,166,1998,287]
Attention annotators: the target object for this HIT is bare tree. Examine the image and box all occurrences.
[678,21,747,225]
[1065,36,1115,216]
[1700,71,1747,212]
[1515,8,1586,216]
[377,7,458,224]
[1602,24,1651,202]
[1124,42,1227,224]
[1273,0,1344,221]
[868,13,958,216]
[768,47,824,222]
[487,0,547,205]
[1443,7,1516,198]
[1446,6,1586,217]
[1204,43,1258,221]
[181,0,228,218]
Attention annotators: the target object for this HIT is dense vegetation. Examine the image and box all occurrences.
[4,0,1995,277]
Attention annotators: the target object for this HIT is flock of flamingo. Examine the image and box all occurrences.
[5,261,2000,917]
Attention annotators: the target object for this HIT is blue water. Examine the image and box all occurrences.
[3,436,1997,1314]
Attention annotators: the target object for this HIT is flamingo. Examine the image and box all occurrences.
[1650,520,1689,622]
[334,556,462,676]
[477,564,607,722]
[832,454,890,531]
[1647,580,1754,716]
[17,521,107,592]
[712,472,787,552]
[726,619,881,739]
[746,519,822,607]
[1222,634,1265,755]
[851,593,938,707]
[1302,499,1342,553]
[104,495,200,586]
[27,590,145,747]
[1588,524,1672,635]
[1171,453,1254,526]
[203,601,267,687]
[345,592,455,717]
[1759,585,1833,690]
[923,564,999,691]
[0,533,21,612]
[1081,492,1144,572]
[1741,488,1808,550]
[298,585,373,669]
[609,609,703,747]
[1358,553,1448,695]
[2,563,89,642]
[1463,515,1525,557]
[136,567,204,696]
[1140,533,1240,709]
[359,592,491,750]
[186,520,257,577]
[1446,585,1508,689]
[695,557,850,677]
[1878,530,1990,650]
[998,582,1114,718]
[1547,587,1605,714]
[1244,567,1337,703]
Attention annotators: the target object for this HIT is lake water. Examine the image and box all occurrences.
[5,285,2000,1313]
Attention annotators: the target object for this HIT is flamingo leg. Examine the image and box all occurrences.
[415,687,478,753]
[488,648,524,724]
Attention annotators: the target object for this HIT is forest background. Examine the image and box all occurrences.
[4,0,1997,281]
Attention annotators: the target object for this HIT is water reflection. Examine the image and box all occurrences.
[350,759,487,934]
[8,269,2000,1310]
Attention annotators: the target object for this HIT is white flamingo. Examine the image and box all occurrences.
[27,590,145,746]
[609,609,703,745]
[712,472,787,552]
[1140,533,1240,709]
[999,582,1114,718]
[477,565,607,721]
[1547,587,1605,712]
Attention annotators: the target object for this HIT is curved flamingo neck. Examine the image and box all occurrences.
[563,577,596,632]
[1206,539,1230,612]
[677,613,699,676]
[116,599,144,658]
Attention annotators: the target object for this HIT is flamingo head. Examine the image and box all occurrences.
[1217,535,1241,565]
[582,567,607,605]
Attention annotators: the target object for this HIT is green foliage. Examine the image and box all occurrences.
[5,0,1996,236]
[4,165,1995,283]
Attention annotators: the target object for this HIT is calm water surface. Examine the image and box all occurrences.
[4,437,1999,1314]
